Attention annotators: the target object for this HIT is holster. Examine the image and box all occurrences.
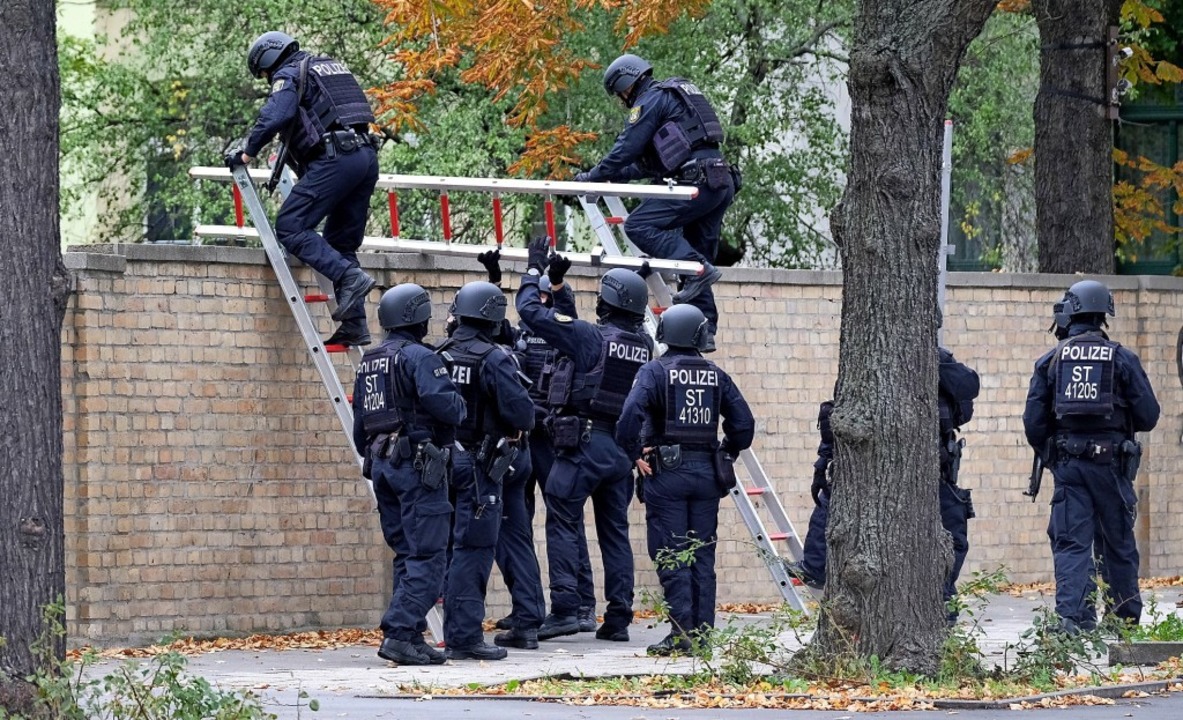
[713,449,738,497]
[1119,439,1142,484]
[657,444,683,471]
[416,442,451,490]
[485,438,519,485]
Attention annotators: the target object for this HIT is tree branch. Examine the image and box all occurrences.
[769,18,849,71]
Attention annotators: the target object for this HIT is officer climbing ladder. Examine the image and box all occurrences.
[188,164,812,620]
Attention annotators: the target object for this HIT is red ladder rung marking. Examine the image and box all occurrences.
[745,487,766,496]
[605,216,624,224]
[346,394,353,404]
[324,344,350,354]
[768,533,789,541]
[304,293,329,303]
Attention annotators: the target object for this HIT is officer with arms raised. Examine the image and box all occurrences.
[516,237,653,642]
[615,304,754,655]
[1023,280,1160,633]
[228,31,379,347]
[574,54,735,351]
[437,282,535,659]
[353,284,465,666]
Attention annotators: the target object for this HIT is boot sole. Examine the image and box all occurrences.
[672,268,722,304]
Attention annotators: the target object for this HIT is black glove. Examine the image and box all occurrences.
[224,149,246,169]
[527,236,552,274]
[810,466,829,506]
[547,254,571,286]
[477,248,502,285]
[635,260,653,280]
[573,171,591,184]
[634,473,645,504]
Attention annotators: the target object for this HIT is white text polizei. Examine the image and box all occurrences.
[608,342,649,363]
[1060,344,1113,362]
[668,368,719,386]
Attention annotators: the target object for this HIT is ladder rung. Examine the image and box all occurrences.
[605,216,624,224]
[305,293,330,303]
[745,487,766,496]
[324,344,350,353]
[346,394,353,404]
[651,306,668,315]
[768,533,789,541]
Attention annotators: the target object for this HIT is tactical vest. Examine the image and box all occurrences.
[658,356,722,446]
[439,338,498,445]
[550,325,651,422]
[356,340,405,437]
[517,331,558,404]
[288,55,375,159]
[1052,333,1122,430]
[649,78,725,172]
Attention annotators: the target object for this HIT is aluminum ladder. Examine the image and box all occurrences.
[579,193,813,614]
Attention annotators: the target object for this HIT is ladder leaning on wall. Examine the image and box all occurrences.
[189,165,814,627]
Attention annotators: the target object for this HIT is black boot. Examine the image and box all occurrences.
[412,636,447,665]
[332,268,376,321]
[377,637,433,666]
[672,262,721,303]
[324,320,371,347]
[537,613,580,640]
[594,623,630,642]
[577,606,597,633]
[493,615,514,630]
[446,641,508,661]
[493,627,539,649]
[646,633,692,657]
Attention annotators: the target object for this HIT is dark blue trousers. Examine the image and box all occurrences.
[1047,458,1141,627]
[939,481,972,609]
[644,457,720,634]
[543,428,634,628]
[527,426,597,610]
[623,181,734,333]
[444,452,503,649]
[494,445,545,630]
[275,145,379,323]
[800,489,829,582]
[374,455,451,642]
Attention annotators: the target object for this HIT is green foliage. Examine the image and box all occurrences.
[1127,594,1183,641]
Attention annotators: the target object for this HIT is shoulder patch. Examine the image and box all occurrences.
[554,313,574,323]
[628,105,642,124]
[433,366,448,378]
[271,78,286,94]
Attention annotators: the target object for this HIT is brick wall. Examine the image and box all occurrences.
[61,245,1183,645]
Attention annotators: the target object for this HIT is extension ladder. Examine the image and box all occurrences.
[579,194,813,614]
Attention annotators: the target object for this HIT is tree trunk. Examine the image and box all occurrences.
[805,0,994,675]
[1031,0,1122,274]
[0,0,70,698]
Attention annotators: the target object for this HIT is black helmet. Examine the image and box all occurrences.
[248,31,298,78]
[1063,280,1114,318]
[656,304,708,350]
[599,268,649,315]
[378,283,432,329]
[603,53,653,95]
[449,281,507,323]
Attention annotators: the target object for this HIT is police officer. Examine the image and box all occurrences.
[228,31,379,347]
[437,281,535,659]
[516,237,653,642]
[1024,280,1159,632]
[783,399,834,590]
[938,347,980,623]
[573,54,735,351]
[480,249,601,636]
[615,304,754,655]
[352,284,464,666]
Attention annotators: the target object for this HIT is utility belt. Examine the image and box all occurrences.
[670,156,732,191]
[370,432,452,490]
[1053,434,1123,464]
[644,443,717,472]
[318,128,378,159]
[546,415,615,450]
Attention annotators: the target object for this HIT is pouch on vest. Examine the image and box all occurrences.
[703,157,731,191]
[547,357,575,408]
[653,121,692,172]
[549,415,584,450]
[713,449,738,496]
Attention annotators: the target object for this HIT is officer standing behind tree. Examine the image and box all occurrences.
[437,282,535,659]
[516,237,653,643]
[1023,280,1159,633]
[615,304,754,655]
[353,284,465,666]
[478,250,601,636]
[573,54,735,352]
[783,399,834,591]
[227,31,379,348]
[937,346,980,623]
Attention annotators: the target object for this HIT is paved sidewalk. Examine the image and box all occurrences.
[81,588,1183,719]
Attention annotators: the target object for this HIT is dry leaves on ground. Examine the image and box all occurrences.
[68,628,383,660]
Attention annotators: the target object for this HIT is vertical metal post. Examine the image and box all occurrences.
[492,194,504,246]
[440,191,452,242]
[388,191,400,239]
[938,119,953,346]
[544,196,556,244]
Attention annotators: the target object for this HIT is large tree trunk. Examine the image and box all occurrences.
[805,0,994,675]
[0,0,70,702]
[1032,0,1122,274]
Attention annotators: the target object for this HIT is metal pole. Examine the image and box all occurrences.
[938,119,953,346]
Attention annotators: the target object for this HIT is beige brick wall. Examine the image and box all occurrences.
[61,245,1183,644]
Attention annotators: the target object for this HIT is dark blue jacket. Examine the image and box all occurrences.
[938,347,980,434]
[1023,323,1159,453]
[245,51,310,159]
[615,348,754,461]
[515,274,628,374]
[447,324,535,439]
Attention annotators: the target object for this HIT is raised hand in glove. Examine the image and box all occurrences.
[477,248,502,285]
[224,149,247,169]
[547,254,572,286]
[635,260,653,280]
[810,465,830,505]
[572,171,592,184]
[527,236,552,275]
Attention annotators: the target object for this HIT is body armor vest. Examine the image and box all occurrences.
[287,55,375,160]
[1052,333,1124,432]
[551,325,651,421]
[658,355,722,446]
[439,338,497,444]
[649,78,725,172]
[356,340,405,437]
[517,331,558,404]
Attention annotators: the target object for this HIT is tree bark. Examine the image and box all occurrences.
[805,0,994,675]
[1031,0,1122,274]
[0,0,71,694]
